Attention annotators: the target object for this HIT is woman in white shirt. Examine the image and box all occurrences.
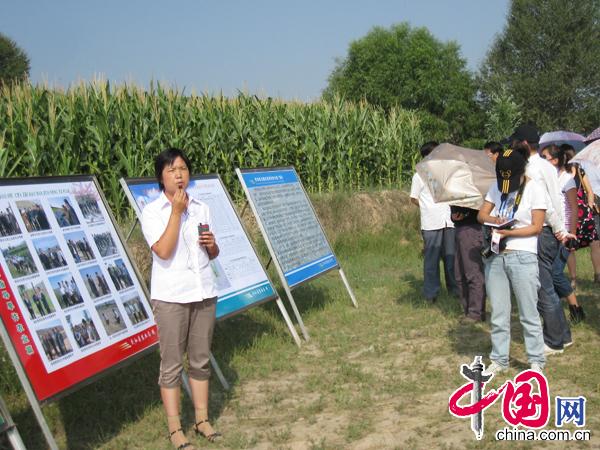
[142,148,221,450]
[477,146,546,375]
[541,145,585,322]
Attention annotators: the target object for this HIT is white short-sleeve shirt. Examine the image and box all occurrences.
[526,153,565,234]
[485,180,547,254]
[410,172,454,231]
[141,191,218,303]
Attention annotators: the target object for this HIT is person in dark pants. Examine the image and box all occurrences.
[508,125,576,355]
[23,296,36,319]
[38,287,52,315]
[451,206,486,322]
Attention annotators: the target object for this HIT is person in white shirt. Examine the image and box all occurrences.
[410,141,458,303]
[507,126,573,356]
[541,145,585,323]
[142,148,221,449]
[477,147,546,375]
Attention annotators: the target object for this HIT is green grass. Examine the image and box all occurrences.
[1,188,599,449]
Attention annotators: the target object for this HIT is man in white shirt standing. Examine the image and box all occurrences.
[410,141,459,303]
[508,125,573,355]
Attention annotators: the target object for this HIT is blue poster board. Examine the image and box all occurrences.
[237,167,339,289]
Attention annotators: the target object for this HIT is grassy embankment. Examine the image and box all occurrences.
[1,188,599,450]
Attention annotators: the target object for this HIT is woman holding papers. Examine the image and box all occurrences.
[141,148,221,450]
[477,146,546,376]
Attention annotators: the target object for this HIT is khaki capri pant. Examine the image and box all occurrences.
[153,297,217,388]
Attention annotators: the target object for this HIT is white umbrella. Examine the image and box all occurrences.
[415,143,496,210]
[539,130,586,152]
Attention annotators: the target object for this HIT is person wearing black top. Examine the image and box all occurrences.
[451,205,486,322]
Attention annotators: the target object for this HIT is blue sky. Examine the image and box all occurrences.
[1,0,510,101]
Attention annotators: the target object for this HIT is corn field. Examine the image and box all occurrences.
[0,79,423,218]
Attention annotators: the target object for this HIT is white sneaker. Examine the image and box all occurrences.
[530,363,543,373]
[543,344,564,356]
[484,361,508,376]
[564,340,574,349]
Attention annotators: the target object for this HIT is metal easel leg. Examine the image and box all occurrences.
[181,371,193,401]
[6,427,27,450]
[181,354,230,397]
[339,268,358,308]
[282,284,310,341]
[124,217,139,243]
[209,352,230,391]
[275,297,302,346]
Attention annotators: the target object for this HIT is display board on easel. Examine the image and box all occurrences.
[0,176,157,406]
[0,175,158,449]
[120,174,301,345]
[236,166,358,340]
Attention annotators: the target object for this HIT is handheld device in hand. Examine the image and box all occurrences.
[198,223,210,246]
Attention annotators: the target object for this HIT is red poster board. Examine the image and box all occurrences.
[0,176,157,405]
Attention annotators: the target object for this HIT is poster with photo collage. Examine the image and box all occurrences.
[0,176,157,404]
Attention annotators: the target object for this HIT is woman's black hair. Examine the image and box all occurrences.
[542,144,566,170]
[154,148,192,191]
[484,141,503,154]
[561,144,576,172]
[420,141,439,158]
[510,142,530,164]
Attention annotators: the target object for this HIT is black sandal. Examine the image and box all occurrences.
[194,419,222,442]
[166,429,194,449]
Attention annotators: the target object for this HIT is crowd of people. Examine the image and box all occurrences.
[93,231,118,257]
[85,272,111,298]
[76,195,103,222]
[0,207,21,236]
[71,318,101,348]
[18,203,51,232]
[37,246,67,270]
[66,236,95,263]
[39,327,70,360]
[411,125,594,376]
[107,262,134,290]
[123,298,149,324]
[21,286,53,318]
[57,278,84,307]
[3,252,36,277]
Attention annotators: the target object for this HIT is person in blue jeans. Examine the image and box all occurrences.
[541,145,586,323]
[410,141,459,303]
[478,147,546,375]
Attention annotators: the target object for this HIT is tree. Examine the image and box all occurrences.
[0,32,30,85]
[484,85,522,142]
[478,0,600,135]
[322,22,480,143]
